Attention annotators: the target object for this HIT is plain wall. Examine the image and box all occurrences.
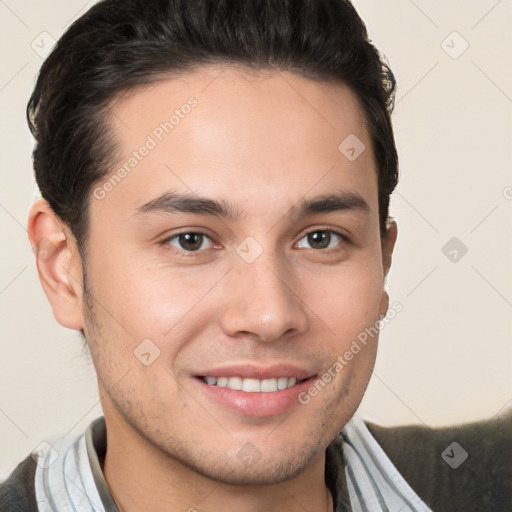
[1,0,511,480]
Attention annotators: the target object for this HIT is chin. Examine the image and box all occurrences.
[184,448,323,487]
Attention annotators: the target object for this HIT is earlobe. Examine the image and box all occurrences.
[27,199,85,331]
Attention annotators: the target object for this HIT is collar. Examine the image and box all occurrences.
[84,416,352,511]
[34,415,431,512]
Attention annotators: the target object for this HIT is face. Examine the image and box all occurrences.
[79,66,394,484]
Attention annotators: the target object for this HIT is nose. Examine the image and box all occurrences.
[218,250,309,343]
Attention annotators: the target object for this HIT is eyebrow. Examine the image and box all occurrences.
[293,191,370,219]
[134,190,370,220]
[135,192,243,219]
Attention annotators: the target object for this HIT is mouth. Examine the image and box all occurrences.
[197,376,308,392]
[192,364,318,416]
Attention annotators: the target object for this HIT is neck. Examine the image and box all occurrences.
[101,413,334,512]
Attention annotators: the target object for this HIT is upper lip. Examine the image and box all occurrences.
[196,364,316,381]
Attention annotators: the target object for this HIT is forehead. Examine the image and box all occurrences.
[97,65,378,220]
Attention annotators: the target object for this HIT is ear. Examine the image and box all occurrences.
[27,198,85,330]
[378,219,398,318]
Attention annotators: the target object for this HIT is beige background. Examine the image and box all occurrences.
[1,0,511,480]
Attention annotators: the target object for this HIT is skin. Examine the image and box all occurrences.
[28,65,397,512]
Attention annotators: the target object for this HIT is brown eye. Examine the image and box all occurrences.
[166,232,212,252]
[297,230,344,250]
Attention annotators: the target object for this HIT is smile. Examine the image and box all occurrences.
[200,376,304,392]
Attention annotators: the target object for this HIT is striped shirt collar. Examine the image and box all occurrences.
[33,415,431,512]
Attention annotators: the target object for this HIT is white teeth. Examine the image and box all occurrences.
[277,377,289,390]
[202,376,301,392]
[217,377,228,387]
[260,378,277,392]
[242,378,261,392]
[227,376,243,390]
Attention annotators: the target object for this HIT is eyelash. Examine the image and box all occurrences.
[161,227,349,255]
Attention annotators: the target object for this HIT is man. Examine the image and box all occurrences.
[1,0,510,510]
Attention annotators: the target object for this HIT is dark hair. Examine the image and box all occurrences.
[27,0,398,254]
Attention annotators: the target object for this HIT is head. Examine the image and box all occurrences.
[28,0,398,485]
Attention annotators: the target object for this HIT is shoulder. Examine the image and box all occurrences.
[365,409,512,512]
[0,455,38,512]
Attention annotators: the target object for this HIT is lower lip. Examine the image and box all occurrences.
[194,377,317,417]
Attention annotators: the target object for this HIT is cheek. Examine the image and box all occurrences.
[83,254,231,379]
[87,253,217,333]
[299,258,384,342]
